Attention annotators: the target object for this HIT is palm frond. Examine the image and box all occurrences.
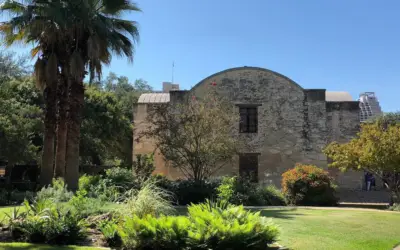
[0,0,28,14]
[101,0,141,15]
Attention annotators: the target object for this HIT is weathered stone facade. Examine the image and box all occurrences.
[134,67,363,190]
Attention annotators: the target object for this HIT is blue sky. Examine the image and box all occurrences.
[5,0,400,111]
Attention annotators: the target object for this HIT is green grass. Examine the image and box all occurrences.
[261,208,400,250]
[0,243,105,249]
[0,206,26,222]
[2,205,400,250]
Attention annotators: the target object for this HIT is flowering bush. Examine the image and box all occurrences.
[282,164,338,206]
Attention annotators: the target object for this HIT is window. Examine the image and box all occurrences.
[239,107,258,133]
[239,154,258,182]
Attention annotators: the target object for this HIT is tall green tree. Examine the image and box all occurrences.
[0,0,70,186]
[0,0,140,189]
[81,86,132,166]
[103,72,153,119]
[0,51,31,83]
[0,78,43,165]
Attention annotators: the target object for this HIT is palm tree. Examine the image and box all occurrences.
[57,0,140,190]
[0,0,68,186]
[0,0,140,190]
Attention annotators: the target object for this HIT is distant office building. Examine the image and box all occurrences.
[162,82,179,93]
[359,92,382,122]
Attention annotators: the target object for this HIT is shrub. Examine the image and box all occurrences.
[188,200,279,249]
[44,209,87,245]
[282,164,338,206]
[68,190,107,217]
[78,174,101,193]
[261,185,286,206]
[7,200,87,245]
[123,181,175,217]
[36,178,73,202]
[121,215,190,250]
[132,153,155,183]
[167,179,221,205]
[99,220,122,248]
[389,204,400,211]
[118,200,279,250]
[105,167,135,187]
[78,169,138,202]
[217,176,286,206]
[11,190,35,204]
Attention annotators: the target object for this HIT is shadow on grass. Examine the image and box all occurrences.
[259,208,304,220]
[0,244,79,250]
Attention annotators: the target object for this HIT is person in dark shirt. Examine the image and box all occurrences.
[365,172,372,191]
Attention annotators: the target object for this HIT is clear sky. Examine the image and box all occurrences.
[5,0,400,111]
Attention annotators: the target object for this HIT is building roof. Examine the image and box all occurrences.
[325,91,353,102]
[138,93,170,103]
[138,91,354,103]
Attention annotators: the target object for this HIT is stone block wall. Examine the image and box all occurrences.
[326,101,364,190]
[133,67,362,190]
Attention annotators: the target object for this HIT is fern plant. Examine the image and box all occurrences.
[99,220,122,248]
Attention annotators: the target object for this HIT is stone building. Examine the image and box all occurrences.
[133,67,363,190]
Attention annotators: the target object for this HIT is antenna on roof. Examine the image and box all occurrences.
[172,61,175,84]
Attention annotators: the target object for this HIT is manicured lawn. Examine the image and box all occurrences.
[0,243,104,250]
[2,205,400,250]
[261,208,400,250]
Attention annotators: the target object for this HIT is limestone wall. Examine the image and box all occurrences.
[326,102,365,190]
[133,67,361,189]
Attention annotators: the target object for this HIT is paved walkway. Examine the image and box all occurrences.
[257,206,397,212]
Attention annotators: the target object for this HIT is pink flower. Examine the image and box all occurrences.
[211,81,217,86]
[192,95,196,100]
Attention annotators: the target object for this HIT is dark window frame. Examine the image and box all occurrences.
[239,153,259,182]
[237,104,260,133]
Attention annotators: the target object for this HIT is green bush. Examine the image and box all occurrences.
[7,200,87,245]
[167,179,221,205]
[121,215,190,250]
[389,204,400,211]
[11,190,35,204]
[118,200,279,250]
[188,200,279,249]
[261,185,286,206]
[282,164,338,206]
[78,168,139,202]
[105,167,135,186]
[68,189,108,217]
[99,220,122,248]
[36,178,73,202]
[217,176,286,206]
[132,153,155,183]
[78,174,101,193]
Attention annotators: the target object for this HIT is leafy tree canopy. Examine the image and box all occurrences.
[324,113,400,203]
[141,89,240,181]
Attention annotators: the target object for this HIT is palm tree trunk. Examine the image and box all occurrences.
[65,78,84,191]
[54,72,69,178]
[39,85,57,187]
